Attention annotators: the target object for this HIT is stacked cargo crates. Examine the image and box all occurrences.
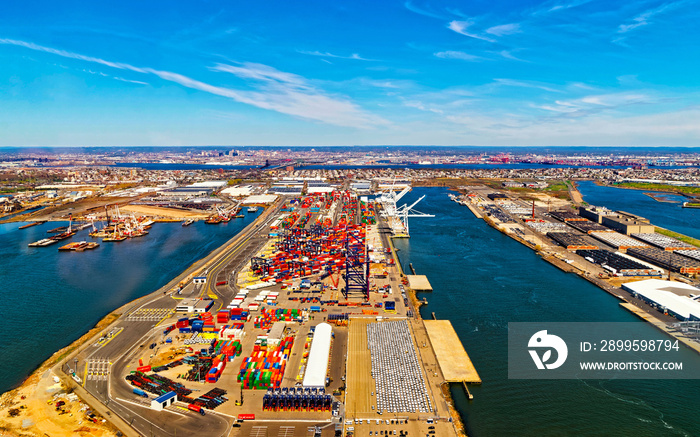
[238,336,294,390]
[206,353,227,383]
[252,308,302,329]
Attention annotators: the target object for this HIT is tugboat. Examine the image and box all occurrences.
[248,206,259,213]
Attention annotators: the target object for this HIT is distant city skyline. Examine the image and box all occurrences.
[2,0,700,147]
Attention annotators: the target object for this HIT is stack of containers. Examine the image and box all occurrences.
[238,336,294,389]
[191,319,204,333]
[219,323,245,340]
[177,317,191,333]
[217,310,230,324]
[206,353,227,383]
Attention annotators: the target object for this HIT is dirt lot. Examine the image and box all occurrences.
[121,205,209,219]
[0,314,120,437]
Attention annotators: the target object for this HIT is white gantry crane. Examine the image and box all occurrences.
[395,195,434,236]
[376,181,434,237]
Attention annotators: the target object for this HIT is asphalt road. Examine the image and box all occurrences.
[62,199,285,436]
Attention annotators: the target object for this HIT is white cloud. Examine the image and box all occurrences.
[404,100,444,114]
[434,51,482,61]
[0,38,385,129]
[447,21,496,42]
[493,78,561,93]
[404,1,448,20]
[297,50,374,61]
[618,1,688,34]
[114,77,148,85]
[485,23,521,36]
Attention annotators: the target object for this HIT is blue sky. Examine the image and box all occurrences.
[1,0,699,147]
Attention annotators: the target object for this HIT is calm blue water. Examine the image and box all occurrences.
[0,213,259,393]
[393,187,700,437]
[577,180,700,241]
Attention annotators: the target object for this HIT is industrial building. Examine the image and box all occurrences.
[567,220,610,234]
[631,233,698,251]
[589,231,649,251]
[302,322,333,388]
[622,279,700,321]
[547,232,598,250]
[601,215,655,235]
[578,205,614,223]
[550,210,587,222]
[576,249,661,276]
[487,193,508,201]
[626,247,700,274]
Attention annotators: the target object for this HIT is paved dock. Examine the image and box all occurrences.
[406,275,433,291]
[424,320,481,383]
[620,302,700,354]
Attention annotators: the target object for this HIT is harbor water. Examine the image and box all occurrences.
[0,213,259,394]
[393,187,700,437]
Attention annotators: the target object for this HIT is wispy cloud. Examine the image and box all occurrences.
[403,100,444,114]
[485,23,521,36]
[297,50,375,61]
[535,0,596,14]
[114,77,148,85]
[434,50,482,61]
[535,92,655,116]
[404,1,448,20]
[494,78,561,93]
[448,21,496,42]
[0,38,385,128]
[617,1,686,34]
[496,50,528,62]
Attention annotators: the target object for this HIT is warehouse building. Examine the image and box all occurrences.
[601,215,655,235]
[302,323,332,388]
[622,279,700,321]
[578,205,614,223]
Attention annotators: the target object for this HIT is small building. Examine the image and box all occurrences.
[351,181,371,191]
[487,193,508,201]
[151,391,177,411]
[193,277,207,285]
[176,298,214,313]
[267,321,286,345]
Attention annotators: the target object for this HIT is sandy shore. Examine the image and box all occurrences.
[0,314,120,437]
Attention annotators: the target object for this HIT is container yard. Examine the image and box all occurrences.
[631,233,699,251]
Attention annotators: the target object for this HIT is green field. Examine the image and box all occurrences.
[615,182,700,195]
[655,227,700,248]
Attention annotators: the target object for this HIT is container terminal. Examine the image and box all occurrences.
[452,184,700,354]
[50,186,478,437]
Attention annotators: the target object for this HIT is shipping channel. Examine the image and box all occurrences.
[392,187,700,437]
[0,212,261,395]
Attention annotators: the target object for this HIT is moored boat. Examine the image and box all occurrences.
[18,220,46,229]
[182,219,195,227]
[28,238,58,247]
